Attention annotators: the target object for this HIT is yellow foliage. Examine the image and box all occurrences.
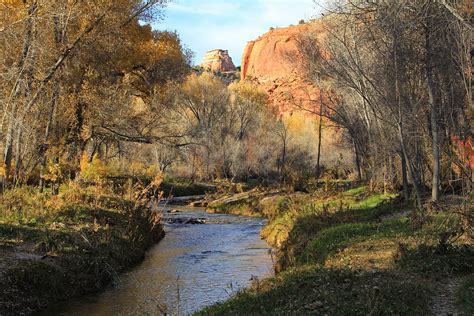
[1,0,24,6]
[41,162,63,182]
[150,173,164,188]
[0,0,28,31]
[229,81,268,107]
[0,163,6,177]
[79,153,89,173]
[80,154,108,181]
[282,112,317,135]
[128,161,147,176]
[145,165,159,177]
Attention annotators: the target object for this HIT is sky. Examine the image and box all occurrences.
[153,0,322,66]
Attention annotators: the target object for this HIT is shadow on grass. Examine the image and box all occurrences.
[456,275,474,315]
[396,243,474,275]
[196,266,431,316]
[53,205,127,226]
[0,223,43,243]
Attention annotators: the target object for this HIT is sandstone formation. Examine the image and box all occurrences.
[241,22,350,166]
[241,22,325,113]
[200,49,236,72]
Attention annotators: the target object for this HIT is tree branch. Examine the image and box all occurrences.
[438,0,473,30]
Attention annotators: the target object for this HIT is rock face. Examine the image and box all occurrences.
[241,23,325,113]
[241,22,351,167]
[200,49,236,72]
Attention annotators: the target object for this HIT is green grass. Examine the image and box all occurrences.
[343,185,367,196]
[0,223,43,245]
[196,266,431,315]
[272,191,405,268]
[300,219,413,265]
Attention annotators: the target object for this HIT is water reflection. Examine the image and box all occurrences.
[53,207,273,315]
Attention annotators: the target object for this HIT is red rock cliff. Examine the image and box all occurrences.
[241,23,325,113]
[201,49,236,72]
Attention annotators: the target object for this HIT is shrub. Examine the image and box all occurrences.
[80,154,109,182]
[0,187,49,222]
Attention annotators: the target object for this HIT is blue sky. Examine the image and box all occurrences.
[153,0,322,66]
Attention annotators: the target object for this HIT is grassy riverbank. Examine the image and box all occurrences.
[201,186,473,315]
[0,182,164,315]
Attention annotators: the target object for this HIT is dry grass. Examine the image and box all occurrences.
[0,180,165,315]
[325,238,400,270]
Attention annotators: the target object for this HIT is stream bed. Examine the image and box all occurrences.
[51,206,274,315]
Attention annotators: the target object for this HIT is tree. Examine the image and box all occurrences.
[0,0,188,188]
[297,0,471,205]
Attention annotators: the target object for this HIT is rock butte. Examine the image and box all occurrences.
[200,49,236,72]
[241,22,326,114]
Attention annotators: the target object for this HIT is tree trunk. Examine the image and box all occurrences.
[400,151,410,201]
[281,140,286,180]
[39,87,58,192]
[425,22,440,202]
[40,13,64,192]
[280,130,287,181]
[2,2,37,187]
[353,139,362,181]
[13,128,23,186]
[315,91,323,178]
[3,121,15,186]
[393,35,415,204]
[398,123,423,208]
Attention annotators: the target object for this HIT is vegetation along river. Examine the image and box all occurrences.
[49,206,274,315]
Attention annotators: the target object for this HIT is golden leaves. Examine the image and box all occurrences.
[80,154,109,181]
[41,161,63,182]
[0,163,6,178]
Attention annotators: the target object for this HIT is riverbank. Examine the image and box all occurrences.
[201,186,473,315]
[47,207,273,315]
[0,183,165,315]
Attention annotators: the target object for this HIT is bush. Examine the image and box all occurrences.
[80,154,111,182]
[0,187,50,223]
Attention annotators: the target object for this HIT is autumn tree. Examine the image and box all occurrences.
[0,0,193,189]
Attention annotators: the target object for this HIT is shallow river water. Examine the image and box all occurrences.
[51,206,274,315]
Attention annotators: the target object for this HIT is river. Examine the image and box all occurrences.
[50,206,274,315]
